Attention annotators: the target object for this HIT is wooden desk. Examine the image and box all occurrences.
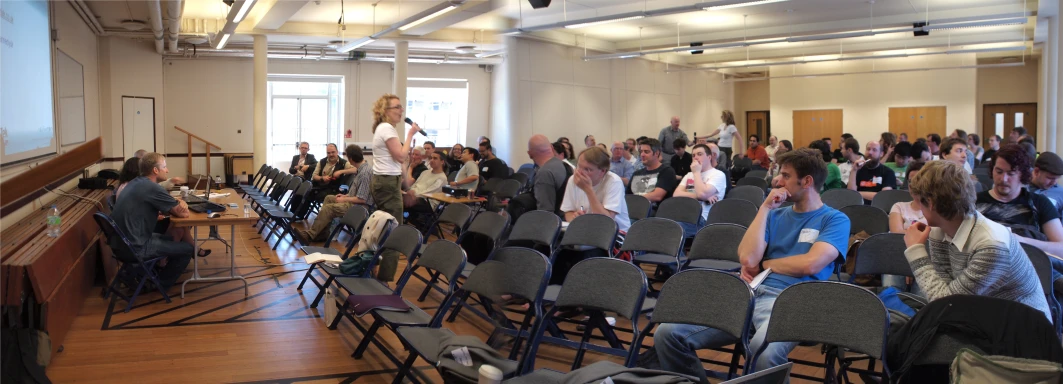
[170,189,259,298]
[422,192,485,205]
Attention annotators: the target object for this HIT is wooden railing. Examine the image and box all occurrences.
[173,126,221,177]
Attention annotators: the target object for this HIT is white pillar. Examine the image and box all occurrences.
[393,41,409,133]
[1042,17,1058,153]
[253,35,268,169]
[490,36,519,165]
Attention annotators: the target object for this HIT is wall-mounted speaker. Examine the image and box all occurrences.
[528,0,552,9]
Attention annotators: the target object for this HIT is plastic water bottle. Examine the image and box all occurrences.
[46,205,61,237]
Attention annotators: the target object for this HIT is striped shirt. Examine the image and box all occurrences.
[904,212,1051,321]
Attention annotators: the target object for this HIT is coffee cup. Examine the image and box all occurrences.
[180,186,190,198]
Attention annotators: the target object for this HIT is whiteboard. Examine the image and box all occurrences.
[56,50,86,146]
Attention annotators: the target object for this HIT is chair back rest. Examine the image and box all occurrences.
[745,170,768,180]
[620,218,684,257]
[821,188,863,210]
[688,224,745,263]
[655,197,703,225]
[625,194,651,221]
[737,177,768,190]
[93,212,138,262]
[870,189,913,213]
[853,233,912,277]
[726,185,766,206]
[481,178,504,195]
[464,211,509,243]
[259,168,279,190]
[495,179,522,199]
[505,210,561,252]
[559,214,618,253]
[508,172,529,189]
[761,281,889,361]
[463,247,550,304]
[324,205,371,248]
[840,205,889,235]
[380,225,424,262]
[411,240,467,290]
[269,174,293,201]
[1021,243,1054,297]
[554,258,647,320]
[106,192,117,211]
[707,199,758,227]
[436,203,473,229]
[652,269,753,338]
[286,181,313,209]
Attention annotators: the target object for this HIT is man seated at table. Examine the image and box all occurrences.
[289,141,318,178]
[297,145,373,243]
[110,153,198,291]
[655,148,850,381]
[478,142,509,181]
[135,148,184,189]
[403,150,449,215]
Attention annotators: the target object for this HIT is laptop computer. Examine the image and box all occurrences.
[187,176,226,213]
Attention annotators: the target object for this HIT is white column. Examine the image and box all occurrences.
[1051,15,1063,153]
[253,35,268,169]
[393,41,409,132]
[490,36,519,165]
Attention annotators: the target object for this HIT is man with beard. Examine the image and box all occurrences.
[848,140,897,202]
[977,144,1063,256]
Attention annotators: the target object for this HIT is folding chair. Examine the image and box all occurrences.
[105,191,117,211]
[727,185,766,206]
[301,224,412,310]
[261,180,312,249]
[626,218,686,294]
[707,199,758,227]
[242,166,278,198]
[508,172,529,192]
[625,194,651,221]
[654,197,703,239]
[746,170,768,180]
[684,224,745,271]
[502,210,562,256]
[94,212,171,313]
[737,177,769,191]
[821,189,863,210]
[1021,243,1061,332]
[522,258,647,371]
[393,247,551,383]
[870,189,912,213]
[543,214,618,302]
[840,205,889,235]
[295,205,370,294]
[633,269,755,379]
[416,211,509,302]
[749,281,891,382]
[424,203,473,242]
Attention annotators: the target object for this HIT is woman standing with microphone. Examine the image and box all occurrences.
[370,94,421,282]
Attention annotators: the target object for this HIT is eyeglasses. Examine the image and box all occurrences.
[387,105,404,110]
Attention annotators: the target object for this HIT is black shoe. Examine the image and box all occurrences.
[197,249,212,257]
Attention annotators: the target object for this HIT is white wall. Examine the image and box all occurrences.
[769,56,978,149]
[100,37,165,159]
[976,61,1040,133]
[497,38,733,166]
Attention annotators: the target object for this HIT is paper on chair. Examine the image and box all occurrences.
[749,268,772,290]
[304,252,343,264]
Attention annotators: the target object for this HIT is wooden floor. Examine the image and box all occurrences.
[47,220,866,383]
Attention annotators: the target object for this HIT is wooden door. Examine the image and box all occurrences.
[746,111,770,142]
[793,109,842,148]
[889,106,946,141]
[983,103,1037,144]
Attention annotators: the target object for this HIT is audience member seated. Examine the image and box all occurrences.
[766,140,792,181]
[982,134,1001,163]
[941,137,972,173]
[1011,126,1033,145]
[672,143,727,238]
[451,147,481,192]
[403,150,449,215]
[655,148,850,380]
[624,139,643,171]
[110,153,198,291]
[977,144,1063,256]
[529,135,571,217]
[744,134,770,169]
[765,135,780,163]
[423,141,435,153]
[885,142,913,187]
[968,133,984,164]
[289,141,318,178]
[447,143,464,172]
[669,138,692,180]
[911,141,932,163]
[899,132,909,143]
[926,133,942,157]
[889,162,927,234]
[134,148,184,188]
[584,135,597,149]
[1030,152,1063,217]
[809,140,845,191]
[309,143,350,204]
[477,142,509,181]
[903,160,1051,320]
[838,137,863,185]
[880,132,898,164]
[609,141,634,186]
[561,147,630,231]
[628,138,677,206]
[848,140,896,202]
[560,140,576,162]
[949,130,977,170]
[553,142,575,171]
[297,145,373,243]
[116,156,205,258]
[830,134,850,163]
[407,147,428,180]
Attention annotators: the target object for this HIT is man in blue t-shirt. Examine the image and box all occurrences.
[655,148,851,381]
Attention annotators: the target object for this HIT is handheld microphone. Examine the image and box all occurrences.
[404,117,428,136]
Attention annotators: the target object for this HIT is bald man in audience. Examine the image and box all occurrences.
[658,116,689,163]
[530,134,572,217]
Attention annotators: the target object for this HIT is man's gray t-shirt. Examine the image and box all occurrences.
[111,176,178,251]
[534,157,570,214]
[658,126,689,162]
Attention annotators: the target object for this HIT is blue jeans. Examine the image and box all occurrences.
[654,284,797,383]
[679,217,705,240]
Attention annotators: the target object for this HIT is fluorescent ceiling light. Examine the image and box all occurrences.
[584,52,644,61]
[922,17,1027,31]
[565,15,645,29]
[233,0,257,23]
[475,49,505,58]
[337,37,375,53]
[214,33,231,49]
[704,0,789,11]
[398,5,458,31]
[787,30,875,43]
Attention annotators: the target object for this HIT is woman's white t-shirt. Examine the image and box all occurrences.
[372,122,403,175]
[560,172,630,232]
[890,201,927,230]
[717,124,739,148]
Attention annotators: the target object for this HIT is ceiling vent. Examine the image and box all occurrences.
[120,20,148,31]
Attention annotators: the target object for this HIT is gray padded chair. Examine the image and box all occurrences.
[625,194,652,221]
[852,233,913,278]
[542,214,618,304]
[394,247,551,383]
[840,205,890,235]
[821,188,863,210]
[296,205,370,292]
[684,224,745,271]
[707,199,758,227]
[737,176,769,191]
[726,185,766,206]
[749,281,891,381]
[417,211,509,302]
[633,269,755,379]
[426,202,473,242]
[870,189,913,213]
[503,210,562,256]
[655,197,703,229]
[624,218,685,311]
[523,258,648,372]
[746,170,768,180]
[303,224,414,310]
[1020,243,1060,330]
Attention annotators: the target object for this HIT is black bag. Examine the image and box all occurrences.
[1,328,51,384]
